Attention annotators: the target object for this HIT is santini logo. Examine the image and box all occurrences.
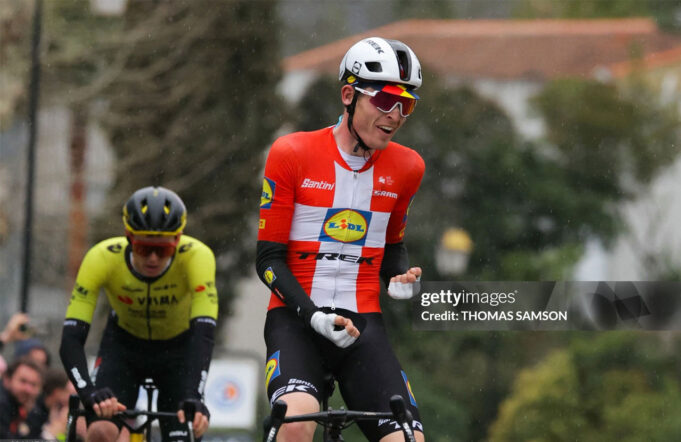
[301,178,334,191]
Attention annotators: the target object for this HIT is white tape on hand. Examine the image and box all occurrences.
[310,312,357,348]
[387,277,421,300]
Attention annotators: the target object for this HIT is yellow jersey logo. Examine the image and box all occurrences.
[261,177,275,209]
[265,351,281,389]
[320,209,371,245]
[263,267,276,286]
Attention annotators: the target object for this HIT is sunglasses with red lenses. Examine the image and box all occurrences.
[129,236,179,258]
[354,86,417,117]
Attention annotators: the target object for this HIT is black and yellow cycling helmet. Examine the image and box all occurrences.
[122,186,186,236]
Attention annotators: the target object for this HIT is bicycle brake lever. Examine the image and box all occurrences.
[182,401,197,442]
[182,400,197,422]
[66,395,81,442]
[265,400,288,442]
[389,395,416,442]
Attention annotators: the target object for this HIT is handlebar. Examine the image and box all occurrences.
[119,409,178,419]
[66,394,192,442]
[67,395,178,420]
[263,395,416,442]
[282,408,394,424]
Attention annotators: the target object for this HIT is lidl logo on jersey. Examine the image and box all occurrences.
[263,267,276,286]
[319,208,372,245]
[261,177,275,209]
[265,350,281,389]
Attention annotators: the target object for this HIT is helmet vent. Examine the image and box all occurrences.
[395,49,410,81]
[365,62,382,73]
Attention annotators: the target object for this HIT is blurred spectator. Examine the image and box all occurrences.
[14,338,50,368]
[0,313,31,347]
[0,313,31,378]
[0,358,44,438]
[26,367,76,439]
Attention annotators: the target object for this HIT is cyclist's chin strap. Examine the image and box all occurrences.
[345,92,371,153]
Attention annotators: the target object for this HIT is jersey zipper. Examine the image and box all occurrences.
[332,169,361,310]
[146,283,152,339]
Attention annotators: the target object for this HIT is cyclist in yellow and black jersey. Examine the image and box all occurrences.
[66,234,216,340]
[60,186,217,442]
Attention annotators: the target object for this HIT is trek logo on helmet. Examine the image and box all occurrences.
[365,39,385,54]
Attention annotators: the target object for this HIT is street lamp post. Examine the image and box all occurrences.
[435,228,473,277]
[19,0,43,313]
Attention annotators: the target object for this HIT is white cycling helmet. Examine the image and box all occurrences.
[339,37,422,89]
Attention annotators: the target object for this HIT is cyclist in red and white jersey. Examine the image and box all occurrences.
[257,37,426,442]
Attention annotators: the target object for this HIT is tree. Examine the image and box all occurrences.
[533,78,680,188]
[0,1,33,129]
[99,0,282,319]
[39,0,283,324]
[293,75,339,131]
[489,333,681,441]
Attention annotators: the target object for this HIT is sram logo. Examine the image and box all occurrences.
[373,189,398,199]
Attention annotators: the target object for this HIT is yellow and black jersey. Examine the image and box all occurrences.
[66,235,218,340]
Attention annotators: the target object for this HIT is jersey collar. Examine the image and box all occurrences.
[124,244,174,283]
[327,126,382,173]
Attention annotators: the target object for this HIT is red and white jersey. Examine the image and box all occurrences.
[258,126,424,313]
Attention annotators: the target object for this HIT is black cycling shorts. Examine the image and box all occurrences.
[264,307,424,441]
[89,317,198,442]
